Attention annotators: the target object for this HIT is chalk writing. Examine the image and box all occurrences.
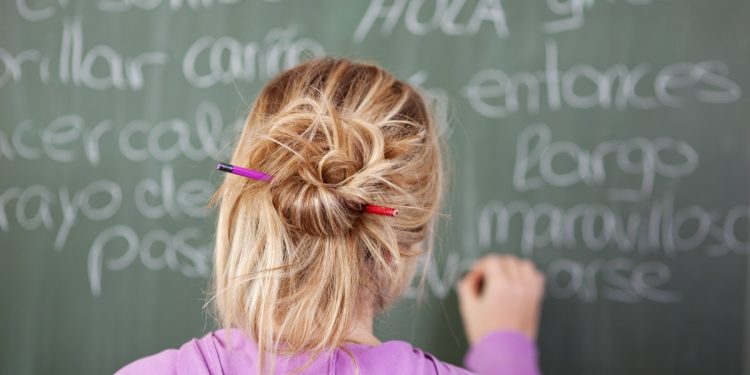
[0,101,240,164]
[15,0,245,21]
[463,40,741,117]
[0,180,123,251]
[182,27,325,88]
[134,165,214,220]
[404,252,682,303]
[87,225,211,296]
[477,194,750,257]
[543,0,663,34]
[97,0,242,12]
[354,0,509,42]
[408,71,453,138]
[0,19,167,89]
[1,0,747,307]
[513,124,698,197]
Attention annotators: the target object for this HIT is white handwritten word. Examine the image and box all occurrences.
[543,0,662,34]
[0,47,45,87]
[87,225,211,296]
[0,116,110,163]
[0,101,240,164]
[58,18,167,90]
[14,0,58,22]
[477,194,750,257]
[182,27,325,88]
[403,252,473,299]
[117,101,241,162]
[463,40,741,117]
[97,0,241,12]
[545,257,680,303]
[0,19,167,89]
[407,71,453,138]
[513,124,698,197]
[0,180,122,252]
[0,168,215,253]
[14,0,244,21]
[354,0,509,42]
[134,165,214,220]
[404,251,681,303]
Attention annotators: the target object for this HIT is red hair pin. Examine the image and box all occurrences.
[216,162,399,217]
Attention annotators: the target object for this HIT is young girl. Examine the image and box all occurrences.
[117,58,545,374]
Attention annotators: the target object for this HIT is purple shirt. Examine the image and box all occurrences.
[116,329,540,374]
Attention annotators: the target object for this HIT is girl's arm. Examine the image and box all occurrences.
[458,255,545,375]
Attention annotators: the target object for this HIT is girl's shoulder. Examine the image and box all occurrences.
[115,329,536,374]
[115,329,254,375]
[347,331,539,375]
[343,339,473,375]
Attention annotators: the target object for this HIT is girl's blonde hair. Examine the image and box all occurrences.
[208,57,445,373]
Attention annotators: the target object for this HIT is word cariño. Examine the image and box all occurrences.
[463,40,741,117]
[0,20,323,90]
[182,27,325,88]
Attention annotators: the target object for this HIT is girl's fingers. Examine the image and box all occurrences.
[461,254,544,297]
[518,259,538,280]
[457,253,547,344]
[509,256,527,281]
[459,264,484,301]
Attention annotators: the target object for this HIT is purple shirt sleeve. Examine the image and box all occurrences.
[464,331,541,375]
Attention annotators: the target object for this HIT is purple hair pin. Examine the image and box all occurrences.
[216,161,273,182]
[215,162,398,217]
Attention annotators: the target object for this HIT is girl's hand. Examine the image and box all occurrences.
[457,254,545,345]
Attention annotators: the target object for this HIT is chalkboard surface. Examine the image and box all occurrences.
[2,1,749,374]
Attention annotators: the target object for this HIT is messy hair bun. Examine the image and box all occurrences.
[263,101,386,237]
[209,57,445,373]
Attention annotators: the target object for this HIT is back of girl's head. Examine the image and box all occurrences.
[209,57,444,373]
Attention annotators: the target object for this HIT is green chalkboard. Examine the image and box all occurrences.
[2,1,749,374]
